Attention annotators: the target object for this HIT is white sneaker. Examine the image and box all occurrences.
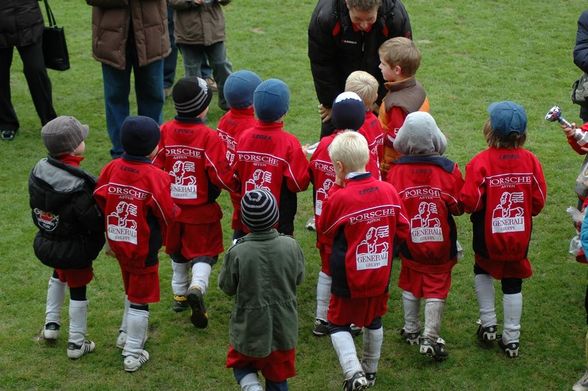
[67,340,96,359]
[574,369,588,391]
[42,322,60,341]
[241,385,263,391]
[123,350,150,372]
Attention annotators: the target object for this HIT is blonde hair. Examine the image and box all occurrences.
[483,119,526,149]
[345,71,378,109]
[328,131,370,172]
[378,37,421,77]
[346,0,382,11]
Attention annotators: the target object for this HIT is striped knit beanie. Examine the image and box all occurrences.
[240,189,279,232]
[172,77,213,118]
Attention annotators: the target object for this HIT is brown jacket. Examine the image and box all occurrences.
[168,0,230,46]
[87,0,170,70]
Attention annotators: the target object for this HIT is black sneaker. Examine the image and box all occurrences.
[172,295,189,313]
[400,328,420,345]
[312,319,330,336]
[1,130,16,141]
[476,323,497,344]
[498,336,519,358]
[343,371,368,391]
[419,337,449,361]
[365,372,376,387]
[187,286,208,329]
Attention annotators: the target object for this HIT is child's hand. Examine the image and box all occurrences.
[561,122,577,137]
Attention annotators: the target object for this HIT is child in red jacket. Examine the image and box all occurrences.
[94,116,178,372]
[460,101,547,358]
[386,112,464,360]
[217,70,262,239]
[233,78,310,236]
[318,131,409,389]
[153,76,238,326]
[309,92,378,337]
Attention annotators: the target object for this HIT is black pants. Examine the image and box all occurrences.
[0,40,56,132]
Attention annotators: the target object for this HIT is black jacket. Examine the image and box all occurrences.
[29,157,105,269]
[0,0,44,48]
[308,0,412,108]
[575,10,588,73]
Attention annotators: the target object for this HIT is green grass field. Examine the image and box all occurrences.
[1,0,588,389]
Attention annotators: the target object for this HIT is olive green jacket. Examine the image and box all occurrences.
[218,229,305,357]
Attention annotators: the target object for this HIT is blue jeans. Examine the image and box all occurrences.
[163,5,178,89]
[233,368,288,391]
[102,51,164,158]
[178,42,232,110]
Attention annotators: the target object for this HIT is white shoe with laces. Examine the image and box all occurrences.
[67,340,96,359]
[123,350,150,372]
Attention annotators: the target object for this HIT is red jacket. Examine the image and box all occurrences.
[318,174,409,298]
[153,118,238,224]
[217,107,257,166]
[235,121,310,235]
[460,147,547,265]
[94,156,178,272]
[387,156,464,272]
[359,111,384,178]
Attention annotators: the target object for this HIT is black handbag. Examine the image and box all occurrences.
[41,0,70,71]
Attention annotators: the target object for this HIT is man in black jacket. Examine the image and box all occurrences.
[574,10,588,122]
[0,0,57,141]
[308,0,411,137]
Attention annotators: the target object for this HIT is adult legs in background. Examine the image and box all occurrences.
[205,41,232,110]
[134,58,164,125]
[102,63,131,158]
[0,46,20,134]
[18,40,57,126]
[163,4,178,95]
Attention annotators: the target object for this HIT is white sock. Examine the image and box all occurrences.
[239,372,262,390]
[423,299,444,340]
[331,331,362,379]
[45,277,66,325]
[475,274,496,327]
[119,295,130,333]
[316,271,332,321]
[402,290,421,333]
[361,326,383,374]
[123,306,149,359]
[68,300,89,346]
[171,260,190,296]
[191,262,212,295]
[502,293,522,343]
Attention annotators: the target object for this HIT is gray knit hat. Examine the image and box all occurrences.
[393,112,447,156]
[241,189,279,232]
[173,76,212,118]
[42,116,89,157]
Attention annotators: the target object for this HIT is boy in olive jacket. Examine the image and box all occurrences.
[219,189,305,391]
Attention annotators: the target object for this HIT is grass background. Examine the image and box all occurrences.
[0,0,587,389]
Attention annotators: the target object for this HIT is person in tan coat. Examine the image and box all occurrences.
[86,0,171,158]
[169,0,232,111]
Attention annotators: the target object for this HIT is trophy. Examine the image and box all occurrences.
[545,105,572,128]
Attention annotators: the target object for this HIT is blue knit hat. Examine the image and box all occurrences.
[120,115,160,156]
[253,79,290,122]
[224,70,263,109]
[331,91,365,131]
[488,101,527,137]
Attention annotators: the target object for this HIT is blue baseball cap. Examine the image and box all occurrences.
[488,101,527,137]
